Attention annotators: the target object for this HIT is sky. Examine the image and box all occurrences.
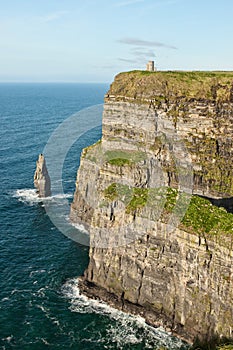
[0,0,233,82]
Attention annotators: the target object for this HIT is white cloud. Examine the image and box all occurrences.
[114,0,180,8]
[39,11,69,23]
[118,58,137,63]
[114,0,145,7]
[118,37,177,50]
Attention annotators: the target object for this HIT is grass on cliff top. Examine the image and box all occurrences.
[163,189,233,237]
[181,195,233,236]
[103,184,233,237]
[107,70,233,102]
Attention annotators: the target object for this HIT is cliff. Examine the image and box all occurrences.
[70,71,233,344]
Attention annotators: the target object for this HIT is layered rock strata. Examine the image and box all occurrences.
[71,71,233,343]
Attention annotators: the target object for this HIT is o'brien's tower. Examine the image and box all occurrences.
[146,60,156,71]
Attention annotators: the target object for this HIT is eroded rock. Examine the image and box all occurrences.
[34,154,51,197]
[70,71,233,343]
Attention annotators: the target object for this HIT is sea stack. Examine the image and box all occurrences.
[34,154,51,197]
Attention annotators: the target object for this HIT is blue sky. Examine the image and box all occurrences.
[0,0,233,82]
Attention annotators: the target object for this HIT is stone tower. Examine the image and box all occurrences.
[146,60,156,72]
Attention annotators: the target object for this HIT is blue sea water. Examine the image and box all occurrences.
[0,83,188,350]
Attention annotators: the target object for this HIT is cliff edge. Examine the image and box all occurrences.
[70,71,233,344]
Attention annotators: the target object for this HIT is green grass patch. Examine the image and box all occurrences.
[103,183,118,201]
[107,70,233,102]
[105,150,146,166]
[103,183,132,202]
[125,188,148,213]
[103,184,168,212]
[181,195,233,236]
[108,158,131,166]
[163,187,178,212]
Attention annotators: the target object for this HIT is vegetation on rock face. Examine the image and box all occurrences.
[107,158,131,166]
[103,183,233,237]
[107,70,233,102]
[103,184,167,213]
[181,195,233,237]
[103,183,118,201]
[82,139,102,158]
[105,150,146,166]
[125,187,148,213]
[82,144,147,167]
[103,183,133,204]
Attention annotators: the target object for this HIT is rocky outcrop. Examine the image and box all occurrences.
[79,224,233,343]
[34,154,51,197]
[70,71,233,343]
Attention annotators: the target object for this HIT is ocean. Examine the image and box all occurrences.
[0,83,188,350]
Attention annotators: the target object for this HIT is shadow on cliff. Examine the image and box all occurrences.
[200,196,233,214]
[190,335,233,350]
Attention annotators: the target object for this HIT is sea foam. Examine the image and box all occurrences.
[62,278,187,350]
[13,189,73,205]
[13,189,41,204]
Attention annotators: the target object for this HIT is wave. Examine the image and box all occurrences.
[13,189,73,205]
[36,303,62,331]
[53,193,73,199]
[13,189,41,204]
[29,269,47,277]
[62,278,187,350]
[1,335,13,344]
[70,221,89,234]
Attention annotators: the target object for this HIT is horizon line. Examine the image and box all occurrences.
[0,81,110,84]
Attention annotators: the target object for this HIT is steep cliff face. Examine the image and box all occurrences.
[103,71,233,199]
[70,71,233,343]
